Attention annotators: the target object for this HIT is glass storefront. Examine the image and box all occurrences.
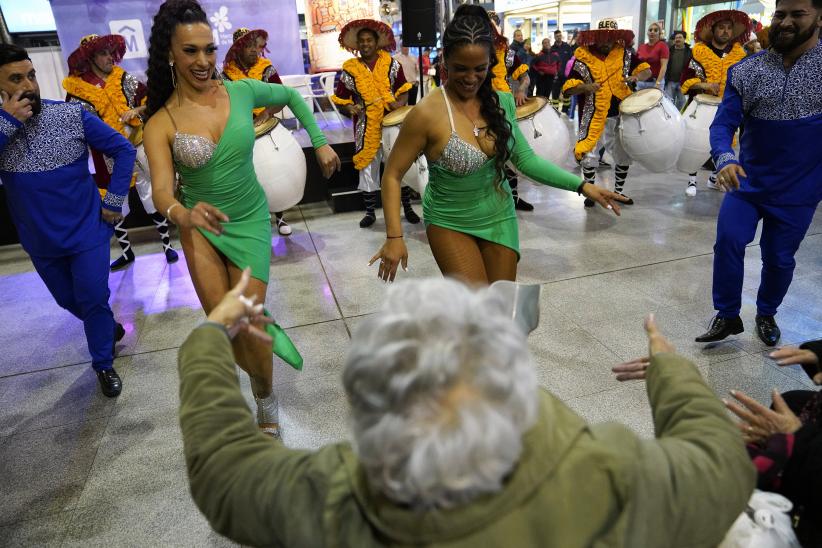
[643,0,774,44]
[499,0,592,44]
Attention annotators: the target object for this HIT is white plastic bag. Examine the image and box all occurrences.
[719,490,801,548]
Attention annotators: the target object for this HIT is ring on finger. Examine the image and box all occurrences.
[204,211,210,218]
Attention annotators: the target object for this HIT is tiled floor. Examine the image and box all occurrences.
[1,159,820,546]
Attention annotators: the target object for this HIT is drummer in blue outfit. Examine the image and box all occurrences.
[696,0,821,347]
[0,44,135,396]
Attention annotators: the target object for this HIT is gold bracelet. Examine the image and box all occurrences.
[166,203,181,222]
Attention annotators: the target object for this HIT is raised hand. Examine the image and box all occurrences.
[724,389,802,444]
[612,313,676,381]
[206,267,273,341]
[1,90,34,123]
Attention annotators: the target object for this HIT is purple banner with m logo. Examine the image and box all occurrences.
[50,0,304,81]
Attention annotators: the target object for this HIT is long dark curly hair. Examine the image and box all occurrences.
[145,0,209,119]
[445,7,512,187]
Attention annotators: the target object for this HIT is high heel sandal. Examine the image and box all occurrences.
[255,392,281,439]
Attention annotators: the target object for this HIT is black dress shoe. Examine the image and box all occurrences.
[695,315,744,342]
[514,198,535,211]
[584,198,596,208]
[113,322,125,356]
[359,214,376,228]
[97,368,122,397]
[755,315,781,347]
[404,207,421,224]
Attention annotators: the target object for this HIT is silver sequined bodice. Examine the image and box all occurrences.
[431,132,489,176]
[172,132,217,170]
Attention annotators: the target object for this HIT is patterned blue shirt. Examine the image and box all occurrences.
[710,41,822,206]
[0,100,135,257]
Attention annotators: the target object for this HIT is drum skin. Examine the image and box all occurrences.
[254,122,307,213]
[676,94,722,173]
[619,89,685,173]
[516,99,573,168]
[381,114,429,195]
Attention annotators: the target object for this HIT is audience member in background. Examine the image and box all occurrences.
[510,28,526,57]
[744,38,763,55]
[421,48,433,94]
[179,277,754,546]
[664,30,691,110]
[637,22,670,90]
[723,339,822,547]
[551,29,574,112]
[522,39,537,96]
[394,44,420,105]
[533,38,560,98]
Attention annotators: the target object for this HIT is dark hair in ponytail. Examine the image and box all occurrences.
[145,0,209,119]
[443,10,512,187]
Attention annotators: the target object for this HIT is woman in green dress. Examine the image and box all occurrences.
[370,7,627,285]
[143,0,340,438]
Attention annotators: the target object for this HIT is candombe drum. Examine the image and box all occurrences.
[126,124,157,215]
[514,96,573,168]
[253,117,307,213]
[676,93,722,173]
[381,105,428,195]
[619,88,684,173]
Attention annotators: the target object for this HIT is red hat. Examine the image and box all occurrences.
[694,10,752,44]
[338,19,396,53]
[224,28,269,67]
[67,34,126,75]
[577,19,635,48]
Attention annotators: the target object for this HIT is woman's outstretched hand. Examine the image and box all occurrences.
[315,144,342,179]
[581,183,630,216]
[369,238,408,283]
[207,267,273,341]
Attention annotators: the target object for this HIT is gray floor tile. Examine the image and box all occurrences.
[0,363,116,437]
[0,512,72,547]
[0,419,108,526]
[564,383,655,439]
[273,320,350,387]
[701,354,811,406]
[277,374,350,451]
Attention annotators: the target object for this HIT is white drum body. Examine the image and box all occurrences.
[382,124,429,195]
[253,123,307,213]
[516,103,573,168]
[676,95,721,173]
[619,89,684,173]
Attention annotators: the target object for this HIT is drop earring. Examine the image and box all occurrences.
[169,61,177,88]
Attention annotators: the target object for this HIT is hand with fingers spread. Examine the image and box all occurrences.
[716,164,746,191]
[207,267,273,341]
[369,237,408,283]
[181,201,229,235]
[580,183,630,216]
[612,313,676,381]
[315,144,342,179]
[724,389,802,444]
[1,90,34,123]
[514,90,528,107]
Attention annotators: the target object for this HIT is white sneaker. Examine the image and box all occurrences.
[276,217,293,236]
[686,184,697,197]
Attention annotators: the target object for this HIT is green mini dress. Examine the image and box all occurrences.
[171,79,328,370]
[174,79,327,283]
[423,91,581,258]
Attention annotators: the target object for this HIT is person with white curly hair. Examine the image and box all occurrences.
[177,274,755,547]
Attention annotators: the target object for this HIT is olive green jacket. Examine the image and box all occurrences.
[178,324,755,547]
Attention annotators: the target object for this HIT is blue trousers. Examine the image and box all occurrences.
[30,241,115,371]
[713,192,817,318]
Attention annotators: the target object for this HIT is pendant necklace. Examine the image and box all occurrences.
[447,87,483,137]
